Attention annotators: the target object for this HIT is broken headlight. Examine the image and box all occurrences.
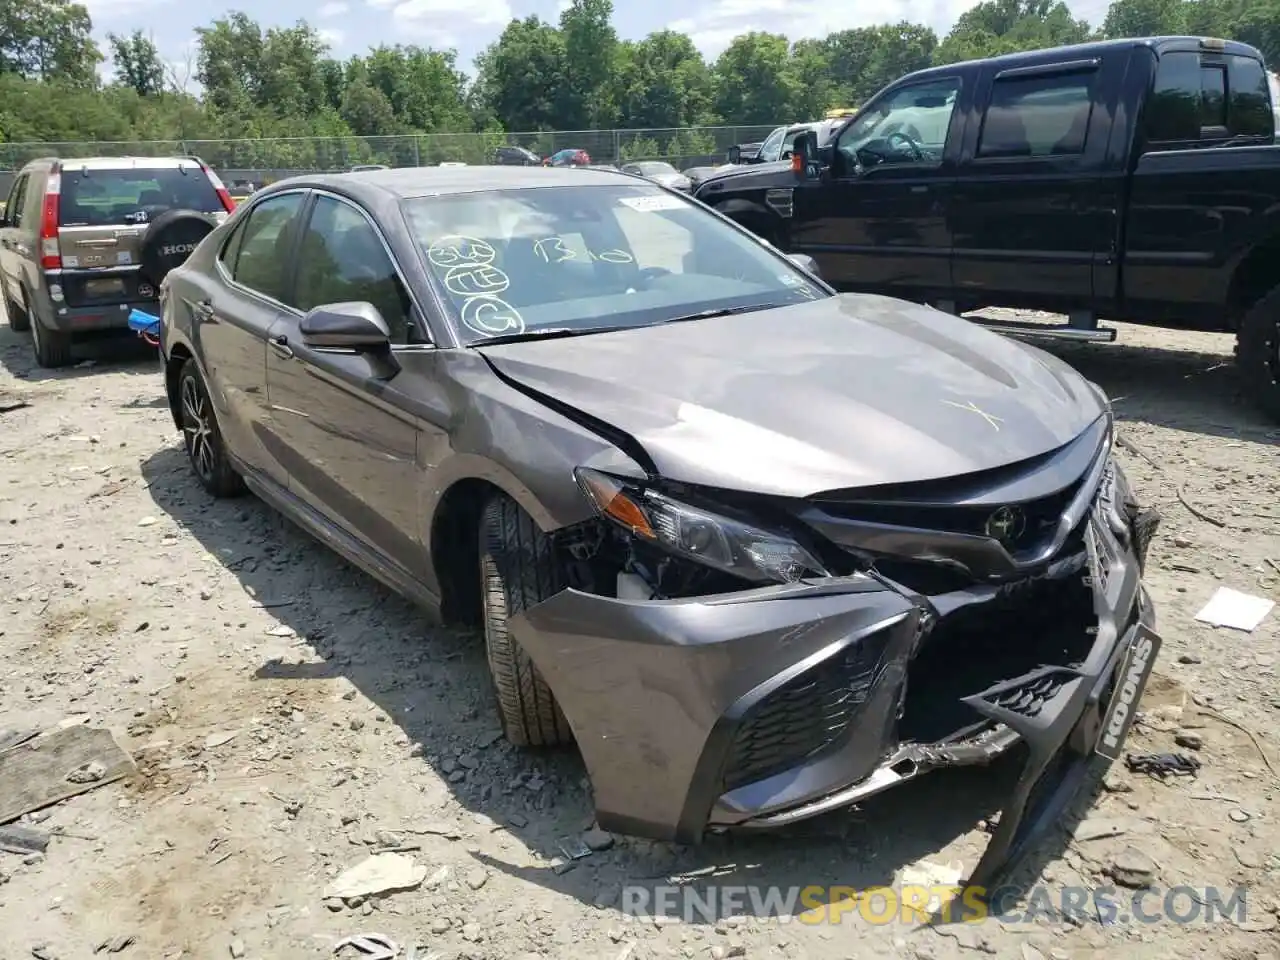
[575,467,830,585]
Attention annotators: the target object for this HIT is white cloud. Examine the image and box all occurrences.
[319,1,350,16]
[672,0,1106,59]
[366,0,513,38]
[318,26,346,47]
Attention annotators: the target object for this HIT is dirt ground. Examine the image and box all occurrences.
[0,306,1278,960]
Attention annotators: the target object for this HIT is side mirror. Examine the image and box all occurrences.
[787,253,821,278]
[726,145,742,164]
[791,132,819,178]
[300,301,391,351]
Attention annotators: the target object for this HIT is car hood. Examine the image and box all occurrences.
[699,160,792,186]
[476,294,1107,498]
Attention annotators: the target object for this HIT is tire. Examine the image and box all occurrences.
[139,210,216,288]
[1237,285,1280,422]
[177,357,245,498]
[4,287,30,333]
[31,316,72,368]
[479,494,573,748]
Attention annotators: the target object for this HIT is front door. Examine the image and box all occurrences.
[790,76,964,303]
[195,189,309,488]
[265,192,425,575]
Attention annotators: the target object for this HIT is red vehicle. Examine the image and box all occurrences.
[544,148,591,167]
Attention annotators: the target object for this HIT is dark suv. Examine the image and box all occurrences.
[0,155,234,367]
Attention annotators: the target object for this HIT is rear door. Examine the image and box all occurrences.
[949,53,1123,312]
[57,161,225,310]
[193,189,309,489]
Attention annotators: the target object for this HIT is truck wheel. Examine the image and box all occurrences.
[479,493,574,748]
[1237,286,1280,422]
[31,317,72,368]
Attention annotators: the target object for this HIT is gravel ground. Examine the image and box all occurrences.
[0,307,1278,960]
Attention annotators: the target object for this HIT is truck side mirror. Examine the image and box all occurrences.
[791,131,819,179]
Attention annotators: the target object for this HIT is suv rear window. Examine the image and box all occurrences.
[58,167,223,227]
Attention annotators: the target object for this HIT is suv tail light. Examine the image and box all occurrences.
[39,174,61,270]
[201,163,236,212]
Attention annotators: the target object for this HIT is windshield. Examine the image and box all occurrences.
[838,80,958,166]
[59,166,222,227]
[402,184,828,344]
[758,125,833,163]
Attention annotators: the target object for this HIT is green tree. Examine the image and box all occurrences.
[0,0,100,85]
[558,0,619,128]
[712,32,796,125]
[473,16,567,132]
[108,30,165,98]
[614,30,714,128]
[936,0,1090,64]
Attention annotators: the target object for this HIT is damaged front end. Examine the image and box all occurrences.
[506,411,1162,889]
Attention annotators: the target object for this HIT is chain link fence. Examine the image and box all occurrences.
[0,126,780,185]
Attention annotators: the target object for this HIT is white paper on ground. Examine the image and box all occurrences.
[1193,587,1276,632]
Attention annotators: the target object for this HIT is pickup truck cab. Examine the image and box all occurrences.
[693,36,1280,421]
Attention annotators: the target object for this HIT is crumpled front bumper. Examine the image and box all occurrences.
[508,462,1160,887]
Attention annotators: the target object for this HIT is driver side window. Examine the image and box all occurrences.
[836,78,960,172]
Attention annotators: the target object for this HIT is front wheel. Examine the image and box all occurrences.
[177,357,245,498]
[479,494,573,748]
[1237,286,1280,422]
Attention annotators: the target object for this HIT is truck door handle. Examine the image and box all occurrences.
[269,335,294,359]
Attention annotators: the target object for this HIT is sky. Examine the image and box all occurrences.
[82,0,1119,85]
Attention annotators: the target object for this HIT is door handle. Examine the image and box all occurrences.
[269,335,294,359]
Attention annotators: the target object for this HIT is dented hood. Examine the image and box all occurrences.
[476,294,1106,497]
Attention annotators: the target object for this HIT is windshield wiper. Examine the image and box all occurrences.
[470,325,632,347]
[660,303,792,325]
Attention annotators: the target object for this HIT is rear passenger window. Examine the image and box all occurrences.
[227,192,305,305]
[1145,51,1273,146]
[977,69,1096,159]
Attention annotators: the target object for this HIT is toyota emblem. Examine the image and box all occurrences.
[984,506,1026,545]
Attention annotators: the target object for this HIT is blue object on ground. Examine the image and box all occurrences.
[128,309,161,336]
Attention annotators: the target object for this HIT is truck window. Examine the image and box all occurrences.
[834,79,959,171]
[1144,51,1273,146]
[756,127,787,163]
[976,69,1096,159]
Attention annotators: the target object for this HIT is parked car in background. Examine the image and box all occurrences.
[545,148,591,167]
[725,119,845,166]
[0,155,233,367]
[493,145,542,166]
[228,179,260,203]
[155,164,1160,891]
[697,35,1280,421]
[619,160,692,192]
[682,163,735,187]
[350,164,389,172]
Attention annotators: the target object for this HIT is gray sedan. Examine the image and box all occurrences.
[156,165,1161,889]
[619,160,693,192]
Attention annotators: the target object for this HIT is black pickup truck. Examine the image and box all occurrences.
[692,36,1280,421]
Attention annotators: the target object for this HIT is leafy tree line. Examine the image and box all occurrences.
[0,0,1277,167]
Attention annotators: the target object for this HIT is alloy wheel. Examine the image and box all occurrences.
[180,373,216,483]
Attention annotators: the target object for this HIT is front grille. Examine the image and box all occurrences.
[816,479,1083,556]
[721,632,892,791]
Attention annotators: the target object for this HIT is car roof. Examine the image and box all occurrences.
[27,156,203,172]
[261,166,643,200]
[900,35,1262,85]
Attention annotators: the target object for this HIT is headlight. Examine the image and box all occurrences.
[575,467,830,584]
